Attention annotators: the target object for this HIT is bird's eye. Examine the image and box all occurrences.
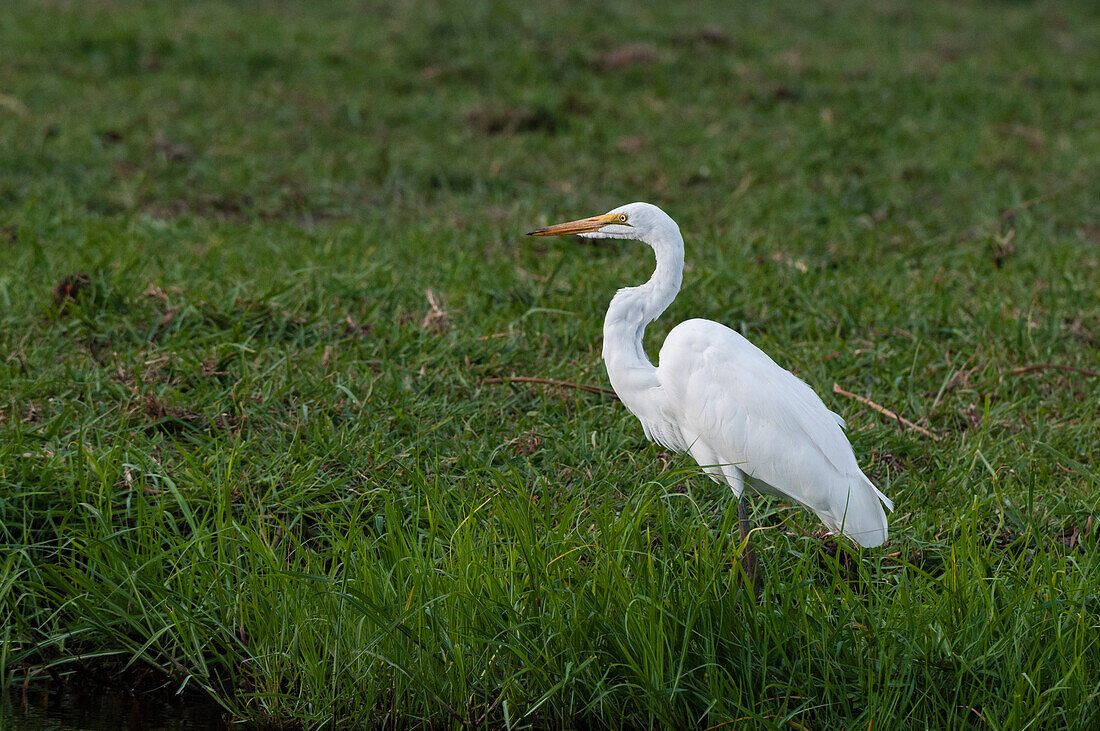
[618,214,628,222]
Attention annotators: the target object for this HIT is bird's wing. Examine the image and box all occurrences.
[656,319,892,545]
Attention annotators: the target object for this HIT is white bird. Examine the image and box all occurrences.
[529,202,894,553]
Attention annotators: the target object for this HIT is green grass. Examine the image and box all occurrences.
[2,0,1099,728]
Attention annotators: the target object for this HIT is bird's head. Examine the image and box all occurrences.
[527,202,679,245]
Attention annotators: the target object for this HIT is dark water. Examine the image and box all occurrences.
[2,689,228,730]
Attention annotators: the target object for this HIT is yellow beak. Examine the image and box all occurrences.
[527,212,624,236]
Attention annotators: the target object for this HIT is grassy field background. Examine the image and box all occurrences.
[2,0,1099,728]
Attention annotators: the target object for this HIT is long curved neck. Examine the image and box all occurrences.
[602,229,684,395]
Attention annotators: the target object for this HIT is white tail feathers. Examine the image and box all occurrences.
[818,479,892,548]
[871,483,895,512]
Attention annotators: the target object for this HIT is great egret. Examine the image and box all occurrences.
[529,202,894,556]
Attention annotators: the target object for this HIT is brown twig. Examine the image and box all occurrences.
[1000,191,1060,230]
[421,288,451,333]
[833,383,939,441]
[484,376,619,399]
[472,689,506,729]
[1003,363,1098,378]
[785,518,817,540]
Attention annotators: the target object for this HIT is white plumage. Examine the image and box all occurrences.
[530,202,893,547]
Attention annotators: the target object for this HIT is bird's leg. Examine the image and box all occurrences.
[737,492,750,543]
[737,493,760,600]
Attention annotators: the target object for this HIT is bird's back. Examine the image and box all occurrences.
[652,318,892,547]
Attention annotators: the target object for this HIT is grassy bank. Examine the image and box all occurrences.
[2,0,1099,727]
